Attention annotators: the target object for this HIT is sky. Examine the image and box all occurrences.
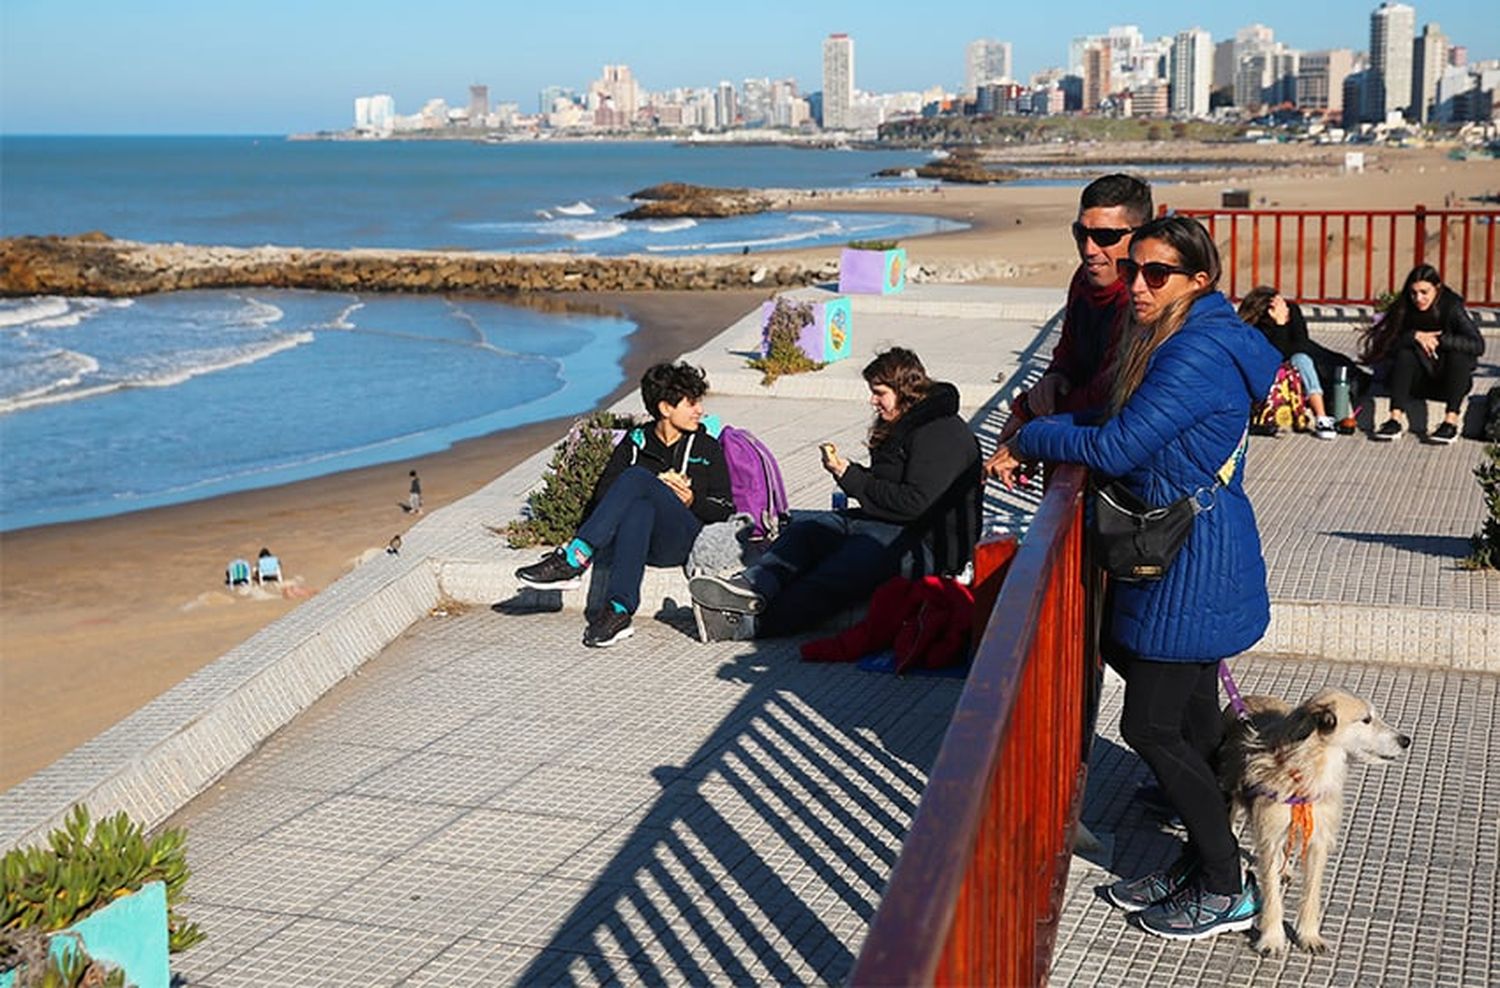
[2,0,1495,135]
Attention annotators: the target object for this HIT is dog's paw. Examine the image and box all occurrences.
[1254,929,1290,956]
[1297,931,1329,954]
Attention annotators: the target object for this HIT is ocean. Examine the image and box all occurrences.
[0,138,954,531]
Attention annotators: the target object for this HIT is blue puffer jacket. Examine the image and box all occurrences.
[1013,292,1282,661]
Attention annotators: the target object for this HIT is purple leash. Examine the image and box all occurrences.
[1218,660,1251,722]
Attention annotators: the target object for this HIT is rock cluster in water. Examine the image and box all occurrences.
[617,183,773,220]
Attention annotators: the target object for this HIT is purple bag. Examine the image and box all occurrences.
[719,425,790,541]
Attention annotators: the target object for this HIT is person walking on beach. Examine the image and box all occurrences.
[992,173,1152,453]
[408,470,423,514]
[989,216,1281,942]
[515,362,735,647]
[1360,264,1486,444]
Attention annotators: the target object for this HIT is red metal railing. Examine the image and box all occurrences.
[1162,205,1500,308]
[850,464,1100,986]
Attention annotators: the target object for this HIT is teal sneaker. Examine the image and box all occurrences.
[1105,853,1200,913]
[1136,873,1260,941]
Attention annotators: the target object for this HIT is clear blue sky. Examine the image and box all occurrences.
[2,0,1494,134]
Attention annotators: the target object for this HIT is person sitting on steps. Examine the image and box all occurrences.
[515,362,735,647]
[1237,286,1367,441]
[1360,264,1486,445]
[688,347,980,639]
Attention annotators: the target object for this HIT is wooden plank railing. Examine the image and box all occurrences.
[850,464,1100,986]
[1163,205,1500,308]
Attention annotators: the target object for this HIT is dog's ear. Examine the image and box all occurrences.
[1282,703,1337,743]
[1311,702,1338,735]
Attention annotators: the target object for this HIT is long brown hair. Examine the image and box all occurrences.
[1109,216,1222,416]
[1237,285,1280,328]
[1358,264,1444,365]
[863,347,932,448]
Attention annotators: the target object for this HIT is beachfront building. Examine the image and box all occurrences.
[822,33,855,130]
[1170,28,1213,118]
[1412,23,1450,122]
[1367,1,1416,122]
[1082,43,1112,113]
[352,94,396,135]
[1129,80,1171,118]
[590,65,641,128]
[1299,49,1357,118]
[467,85,488,128]
[965,39,1013,99]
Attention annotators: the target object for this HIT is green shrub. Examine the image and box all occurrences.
[1460,442,1500,570]
[505,412,638,548]
[845,239,900,251]
[749,297,823,386]
[1,805,204,985]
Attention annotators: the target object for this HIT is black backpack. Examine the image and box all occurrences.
[1485,386,1500,443]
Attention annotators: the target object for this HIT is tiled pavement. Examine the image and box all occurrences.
[10,287,1499,985]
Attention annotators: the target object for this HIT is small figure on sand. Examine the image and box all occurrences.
[407,470,423,514]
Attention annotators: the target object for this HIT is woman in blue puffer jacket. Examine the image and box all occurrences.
[989,215,1281,943]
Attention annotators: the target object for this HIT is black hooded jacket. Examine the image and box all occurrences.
[836,381,982,576]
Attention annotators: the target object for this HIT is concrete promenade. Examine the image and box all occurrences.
[5,286,1497,985]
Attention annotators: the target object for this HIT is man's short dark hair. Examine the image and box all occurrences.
[1079,173,1153,226]
[640,362,709,418]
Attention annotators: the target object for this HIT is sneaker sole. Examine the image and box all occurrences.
[517,575,583,591]
[1105,888,1159,914]
[1136,912,1257,941]
[1371,433,1401,441]
[1428,434,1457,445]
[584,625,634,647]
[688,576,763,614]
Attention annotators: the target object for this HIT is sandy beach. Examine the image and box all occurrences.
[2,142,1497,790]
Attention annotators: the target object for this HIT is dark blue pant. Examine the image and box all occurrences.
[1388,346,1474,415]
[743,509,909,637]
[577,467,701,614]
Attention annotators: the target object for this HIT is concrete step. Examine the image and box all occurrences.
[1365,392,1492,437]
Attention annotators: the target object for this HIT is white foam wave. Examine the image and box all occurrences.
[535,209,554,220]
[235,296,285,329]
[643,220,843,253]
[0,297,70,329]
[645,218,698,233]
[16,297,134,331]
[323,301,365,330]
[0,331,314,415]
[554,201,596,216]
[542,219,628,241]
[0,349,101,408]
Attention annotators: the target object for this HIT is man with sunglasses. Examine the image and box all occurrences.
[995,173,1153,446]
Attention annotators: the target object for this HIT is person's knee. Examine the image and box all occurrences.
[1119,708,1177,754]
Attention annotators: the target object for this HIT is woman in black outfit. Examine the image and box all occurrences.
[1360,264,1486,444]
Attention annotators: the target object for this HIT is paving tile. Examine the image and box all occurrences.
[188,916,455,987]
[259,793,466,857]
[315,857,535,935]
[409,808,605,875]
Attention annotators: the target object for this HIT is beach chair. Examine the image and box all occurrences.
[254,554,282,585]
[226,559,252,587]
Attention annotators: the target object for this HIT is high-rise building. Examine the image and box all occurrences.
[715,81,739,129]
[1298,49,1356,116]
[965,39,1013,98]
[1368,2,1416,121]
[1082,43,1112,112]
[1171,28,1213,117]
[592,65,640,122]
[822,33,855,130]
[467,85,489,127]
[1411,23,1449,122]
[354,97,371,131]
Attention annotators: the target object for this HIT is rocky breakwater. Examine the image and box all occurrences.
[874,149,1020,185]
[617,183,772,220]
[0,233,832,298]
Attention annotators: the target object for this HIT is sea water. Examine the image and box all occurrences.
[0,138,960,531]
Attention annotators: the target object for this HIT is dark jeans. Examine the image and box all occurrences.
[742,508,909,637]
[1388,346,1474,415]
[576,467,701,614]
[1117,654,1241,894]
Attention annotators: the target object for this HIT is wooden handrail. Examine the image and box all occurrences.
[851,464,1097,986]
[1163,205,1500,307]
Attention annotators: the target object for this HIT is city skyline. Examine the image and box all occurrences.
[2,0,1497,134]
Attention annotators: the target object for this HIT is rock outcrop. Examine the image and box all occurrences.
[875,151,1020,185]
[0,235,835,298]
[618,183,772,219]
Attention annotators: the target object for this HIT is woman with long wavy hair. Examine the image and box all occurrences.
[1359,264,1485,444]
[690,347,981,639]
[989,216,1282,942]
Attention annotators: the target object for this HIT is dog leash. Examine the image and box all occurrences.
[1218,660,1251,722]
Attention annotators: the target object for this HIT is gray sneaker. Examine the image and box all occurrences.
[688,573,765,614]
[1105,853,1200,913]
[693,603,758,643]
[1136,873,1261,941]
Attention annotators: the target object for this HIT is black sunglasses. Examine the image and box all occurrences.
[1117,258,1193,289]
[1072,222,1136,247]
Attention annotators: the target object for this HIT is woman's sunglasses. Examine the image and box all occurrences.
[1116,258,1193,289]
[1071,222,1136,247]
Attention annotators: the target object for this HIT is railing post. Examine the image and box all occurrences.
[1414,203,1427,268]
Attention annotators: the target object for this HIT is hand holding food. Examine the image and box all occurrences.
[658,469,693,505]
[820,442,847,477]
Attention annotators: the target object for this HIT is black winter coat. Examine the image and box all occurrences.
[837,382,982,576]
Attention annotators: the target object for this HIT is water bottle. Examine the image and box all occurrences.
[831,491,848,511]
[1329,365,1352,422]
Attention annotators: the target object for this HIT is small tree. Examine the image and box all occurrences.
[749,297,823,386]
[505,412,636,548]
[1460,442,1500,570]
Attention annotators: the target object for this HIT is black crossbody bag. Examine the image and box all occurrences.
[1090,428,1248,582]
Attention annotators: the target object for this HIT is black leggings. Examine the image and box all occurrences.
[1118,656,1241,894]
[1388,346,1473,415]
